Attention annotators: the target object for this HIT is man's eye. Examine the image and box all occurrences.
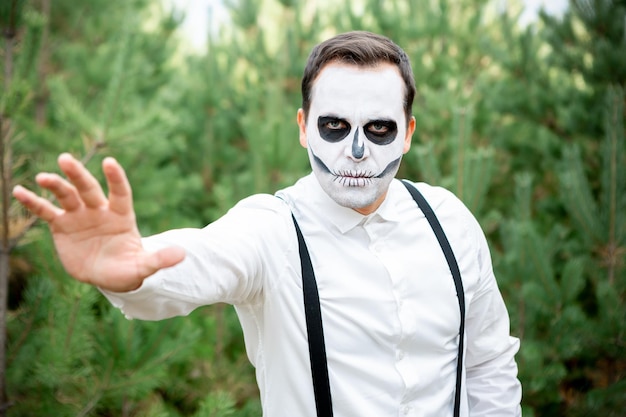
[318,116,351,142]
[363,120,398,145]
[368,123,388,134]
[327,120,347,130]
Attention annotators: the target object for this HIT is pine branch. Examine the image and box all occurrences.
[559,145,603,243]
[63,292,83,353]
[453,107,468,202]
[76,392,102,417]
[413,142,441,184]
[99,9,133,138]
[601,86,625,284]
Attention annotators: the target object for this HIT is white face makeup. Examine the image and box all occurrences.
[298,63,415,214]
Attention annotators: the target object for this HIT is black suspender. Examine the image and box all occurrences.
[401,180,466,417]
[289,180,465,417]
[292,215,334,417]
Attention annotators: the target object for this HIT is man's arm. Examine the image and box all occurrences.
[464,222,522,416]
[12,153,185,292]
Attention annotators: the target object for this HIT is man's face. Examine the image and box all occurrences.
[298,62,415,214]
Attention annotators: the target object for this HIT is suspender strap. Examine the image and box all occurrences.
[291,214,334,417]
[401,180,466,417]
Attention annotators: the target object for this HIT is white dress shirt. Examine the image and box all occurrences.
[102,173,522,417]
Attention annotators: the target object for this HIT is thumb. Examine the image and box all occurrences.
[142,246,186,276]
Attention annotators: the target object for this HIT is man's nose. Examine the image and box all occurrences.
[346,129,367,161]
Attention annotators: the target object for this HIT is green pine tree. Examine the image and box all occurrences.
[488,1,626,414]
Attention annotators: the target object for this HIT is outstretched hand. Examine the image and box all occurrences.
[12,153,185,292]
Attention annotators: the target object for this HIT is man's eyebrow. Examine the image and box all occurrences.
[318,113,398,125]
[366,118,397,123]
[318,115,398,122]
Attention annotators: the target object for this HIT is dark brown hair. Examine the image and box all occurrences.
[301,31,416,124]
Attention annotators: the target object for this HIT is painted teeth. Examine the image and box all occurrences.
[335,170,374,178]
[332,175,374,187]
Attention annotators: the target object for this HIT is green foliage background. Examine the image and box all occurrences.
[1,0,624,415]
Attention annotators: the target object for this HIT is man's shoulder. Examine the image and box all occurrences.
[229,193,294,222]
[216,193,298,251]
[274,173,315,198]
[394,179,483,235]
[273,173,327,213]
[396,179,466,212]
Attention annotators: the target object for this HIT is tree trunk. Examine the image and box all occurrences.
[0,5,17,413]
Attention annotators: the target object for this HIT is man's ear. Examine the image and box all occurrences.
[403,116,416,154]
[297,108,307,148]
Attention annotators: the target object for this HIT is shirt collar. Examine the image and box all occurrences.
[306,174,403,234]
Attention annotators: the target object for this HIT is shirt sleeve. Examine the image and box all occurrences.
[464,218,522,416]
[100,194,294,320]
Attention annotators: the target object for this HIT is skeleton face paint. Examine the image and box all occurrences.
[299,63,414,214]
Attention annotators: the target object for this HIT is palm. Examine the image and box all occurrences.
[13,153,184,292]
[49,206,144,290]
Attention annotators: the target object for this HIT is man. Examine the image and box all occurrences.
[13,31,521,416]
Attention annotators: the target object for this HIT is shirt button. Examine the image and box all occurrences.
[397,350,405,360]
[403,405,412,415]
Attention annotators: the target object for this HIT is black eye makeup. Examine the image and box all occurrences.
[317,116,398,145]
[363,120,397,145]
[318,116,351,142]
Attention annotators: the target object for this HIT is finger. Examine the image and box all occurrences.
[13,185,63,222]
[103,157,134,215]
[35,172,83,211]
[57,153,107,209]
[141,246,186,277]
